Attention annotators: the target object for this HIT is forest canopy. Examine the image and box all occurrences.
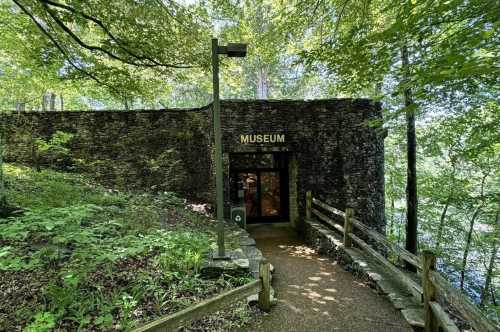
[0,0,498,323]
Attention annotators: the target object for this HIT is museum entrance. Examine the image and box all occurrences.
[230,152,289,223]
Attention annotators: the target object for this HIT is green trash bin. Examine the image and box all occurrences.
[231,205,246,229]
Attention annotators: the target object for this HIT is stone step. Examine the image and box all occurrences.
[239,236,256,246]
[376,279,410,296]
[241,244,263,278]
[388,293,422,310]
[401,308,425,329]
[200,249,250,278]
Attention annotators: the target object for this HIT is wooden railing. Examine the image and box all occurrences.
[133,260,271,332]
[306,192,498,332]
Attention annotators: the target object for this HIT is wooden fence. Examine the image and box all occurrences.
[133,260,271,332]
[306,191,498,332]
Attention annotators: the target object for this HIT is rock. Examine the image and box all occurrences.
[401,308,425,328]
[239,237,256,246]
[200,249,250,278]
[246,287,276,306]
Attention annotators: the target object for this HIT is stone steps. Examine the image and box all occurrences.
[235,227,278,306]
[401,308,425,329]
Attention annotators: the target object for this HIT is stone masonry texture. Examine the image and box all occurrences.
[0,99,385,231]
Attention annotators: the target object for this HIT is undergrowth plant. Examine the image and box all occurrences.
[34,131,74,171]
[0,164,238,331]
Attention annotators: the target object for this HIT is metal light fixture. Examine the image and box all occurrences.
[219,43,248,57]
[211,38,247,259]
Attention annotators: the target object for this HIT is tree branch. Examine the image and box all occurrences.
[333,0,350,38]
[38,0,194,68]
[11,0,121,96]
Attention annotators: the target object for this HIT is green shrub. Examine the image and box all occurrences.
[146,148,187,193]
[23,312,56,332]
[0,164,243,331]
[35,131,74,170]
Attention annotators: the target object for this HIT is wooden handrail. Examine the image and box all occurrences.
[306,192,497,332]
[312,196,420,268]
[429,270,498,332]
[311,207,345,234]
[422,251,438,331]
[312,197,345,217]
[350,217,421,269]
[429,302,460,332]
[349,232,423,300]
[133,261,271,332]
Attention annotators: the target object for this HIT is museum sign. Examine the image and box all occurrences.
[240,134,285,144]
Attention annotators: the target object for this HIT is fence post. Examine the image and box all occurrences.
[306,191,312,220]
[344,208,354,248]
[422,250,438,332]
[258,259,271,312]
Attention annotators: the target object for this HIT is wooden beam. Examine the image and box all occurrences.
[311,207,345,235]
[306,191,312,220]
[133,280,261,332]
[258,260,271,312]
[349,232,423,301]
[422,251,438,332]
[311,197,420,269]
[429,270,497,332]
[350,217,420,269]
[312,197,345,217]
[429,302,460,332]
[344,208,354,248]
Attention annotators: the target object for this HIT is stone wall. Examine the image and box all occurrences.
[1,99,385,231]
[219,99,385,232]
[0,108,212,201]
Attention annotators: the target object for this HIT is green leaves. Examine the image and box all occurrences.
[1,0,212,106]
[0,163,226,330]
[23,312,56,332]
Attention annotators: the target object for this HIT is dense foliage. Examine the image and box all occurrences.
[0,0,498,325]
[0,164,252,331]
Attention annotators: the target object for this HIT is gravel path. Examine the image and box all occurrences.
[242,225,412,332]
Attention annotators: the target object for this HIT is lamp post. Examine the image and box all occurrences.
[212,38,247,259]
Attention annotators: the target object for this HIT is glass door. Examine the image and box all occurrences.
[260,172,281,217]
[237,170,284,222]
[238,172,259,218]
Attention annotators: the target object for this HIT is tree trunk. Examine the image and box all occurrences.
[41,93,48,111]
[401,44,418,260]
[490,285,497,306]
[257,66,269,99]
[15,102,26,111]
[389,174,395,236]
[480,237,498,307]
[49,93,56,111]
[0,135,6,208]
[60,95,64,111]
[460,206,482,289]
[460,172,489,289]
[435,198,450,252]
[435,164,456,252]
[398,220,402,245]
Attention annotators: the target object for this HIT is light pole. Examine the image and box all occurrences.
[212,38,247,259]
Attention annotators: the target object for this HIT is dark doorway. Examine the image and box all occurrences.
[230,153,288,223]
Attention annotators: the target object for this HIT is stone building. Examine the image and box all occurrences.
[0,99,385,232]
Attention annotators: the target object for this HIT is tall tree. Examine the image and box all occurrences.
[480,216,498,307]
[401,43,418,255]
[294,0,498,254]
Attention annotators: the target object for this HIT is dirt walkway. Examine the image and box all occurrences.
[242,225,412,332]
